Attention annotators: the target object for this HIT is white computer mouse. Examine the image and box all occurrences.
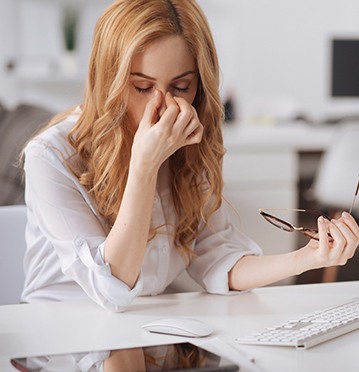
[142,317,213,338]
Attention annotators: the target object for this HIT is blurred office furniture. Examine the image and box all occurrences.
[0,204,27,305]
[222,123,336,285]
[311,123,359,214]
[0,103,53,206]
[310,123,359,282]
[2,0,112,112]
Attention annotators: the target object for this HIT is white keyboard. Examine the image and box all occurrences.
[236,298,359,349]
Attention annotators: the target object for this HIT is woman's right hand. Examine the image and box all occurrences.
[131,90,203,175]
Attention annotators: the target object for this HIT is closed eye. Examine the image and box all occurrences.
[135,86,189,94]
[135,86,153,94]
[173,86,189,93]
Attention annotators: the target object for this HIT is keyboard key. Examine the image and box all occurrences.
[236,298,359,349]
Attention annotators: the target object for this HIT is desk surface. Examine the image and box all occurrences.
[1,281,358,372]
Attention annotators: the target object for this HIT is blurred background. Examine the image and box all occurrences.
[1,0,359,119]
[0,0,358,287]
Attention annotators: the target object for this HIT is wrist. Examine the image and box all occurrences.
[292,247,311,276]
[128,157,159,183]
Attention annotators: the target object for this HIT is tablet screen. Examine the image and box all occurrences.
[11,342,239,371]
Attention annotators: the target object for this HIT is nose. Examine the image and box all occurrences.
[156,89,167,117]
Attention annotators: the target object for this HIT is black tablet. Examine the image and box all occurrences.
[10,342,239,371]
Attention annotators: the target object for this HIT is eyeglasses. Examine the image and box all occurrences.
[259,208,330,240]
[260,176,359,241]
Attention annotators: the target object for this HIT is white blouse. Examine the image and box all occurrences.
[21,109,262,312]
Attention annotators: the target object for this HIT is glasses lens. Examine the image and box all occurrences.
[263,215,293,232]
[260,209,331,241]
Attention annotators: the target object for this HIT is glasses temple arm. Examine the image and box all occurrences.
[349,177,359,215]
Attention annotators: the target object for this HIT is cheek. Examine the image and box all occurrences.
[185,84,199,106]
[189,90,197,105]
[126,96,148,129]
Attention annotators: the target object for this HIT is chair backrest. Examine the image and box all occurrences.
[0,205,27,305]
[312,123,359,214]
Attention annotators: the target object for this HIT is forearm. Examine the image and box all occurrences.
[103,92,205,288]
[104,162,158,288]
[229,213,359,291]
[228,251,304,291]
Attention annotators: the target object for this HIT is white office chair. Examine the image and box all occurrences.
[312,123,359,215]
[311,122,359,281]
[0,204,27,305]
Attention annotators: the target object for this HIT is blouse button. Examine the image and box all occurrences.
[162,246,169,253]
[154,195,159,204]
[74,237,85,247]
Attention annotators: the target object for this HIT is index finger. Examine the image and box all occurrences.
[318,216,330,250]
[340,212,359,240]
[157,92,180,128]
[173,96,197,121]
[139,89,162,127]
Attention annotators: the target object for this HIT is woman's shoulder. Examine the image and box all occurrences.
[25,107,81,158]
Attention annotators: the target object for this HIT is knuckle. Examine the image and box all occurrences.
[193,133,202,142]
[180,109,193,122]
[335,237,346,247]
[346,236,356,247]
[191,106,199,117]
[171,105,181,116]
[167,101,180,113]
[190,133,202,144]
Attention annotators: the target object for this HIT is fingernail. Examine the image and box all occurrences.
[319,216,324,223]
[342,211,350,218]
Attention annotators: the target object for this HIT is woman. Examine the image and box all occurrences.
[21,0,359,312]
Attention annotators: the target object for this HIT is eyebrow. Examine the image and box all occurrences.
[130,70,196,81]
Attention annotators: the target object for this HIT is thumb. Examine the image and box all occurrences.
[139,90,162,127]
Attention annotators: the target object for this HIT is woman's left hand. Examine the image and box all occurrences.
[298,212,359,272]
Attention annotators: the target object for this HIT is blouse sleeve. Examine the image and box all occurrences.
[24,141,144,312]
[187,201,262,294]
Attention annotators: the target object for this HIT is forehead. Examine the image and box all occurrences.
[131,36,196,77]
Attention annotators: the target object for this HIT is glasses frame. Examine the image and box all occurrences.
[259,208,331,241]
[260,175,359,241]
[349,176,359,215]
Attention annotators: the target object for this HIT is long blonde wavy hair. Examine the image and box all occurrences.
[50,0,225,258]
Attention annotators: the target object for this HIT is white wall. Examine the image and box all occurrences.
[0,0,112,112]
[0,0,17,107]
[199,0,359,124]
[1,0,359,119]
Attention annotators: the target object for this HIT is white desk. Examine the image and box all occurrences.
[1,281,358,372]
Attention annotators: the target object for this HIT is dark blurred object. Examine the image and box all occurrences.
[331,39,359,97]
[321,114,359,125]
[0,103,53,205]
[292,113,359,126]
[63,6,78,51]
[224,96,236,123]
[5,59,16,72]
